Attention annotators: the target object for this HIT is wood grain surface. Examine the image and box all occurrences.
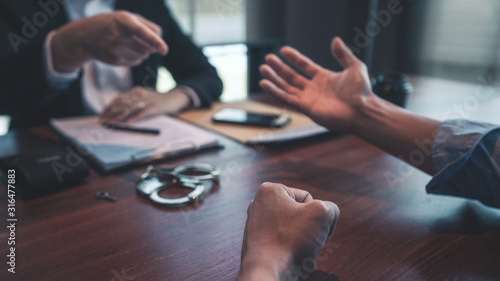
[0,76,500,281]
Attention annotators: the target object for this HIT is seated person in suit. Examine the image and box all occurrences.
[0,0,222,129]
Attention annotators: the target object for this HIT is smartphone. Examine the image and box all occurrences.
[212,108,291,128]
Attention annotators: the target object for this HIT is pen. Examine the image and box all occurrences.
[103,123,161,135]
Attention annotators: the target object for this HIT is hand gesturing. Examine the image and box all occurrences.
[260,37,373,133]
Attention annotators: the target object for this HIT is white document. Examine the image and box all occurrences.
[50,115,220,172]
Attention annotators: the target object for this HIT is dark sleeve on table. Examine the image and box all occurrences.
[426,119,500,208]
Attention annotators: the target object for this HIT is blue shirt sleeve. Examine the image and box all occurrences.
[426,119,500,208]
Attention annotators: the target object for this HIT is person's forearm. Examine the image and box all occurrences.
[237,250,294,281]
[166,87,193,113]
[351,93,440,175]
[237,263,280,281]
[51,22,91,73]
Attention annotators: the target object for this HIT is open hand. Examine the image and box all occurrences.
[259,37,373,133]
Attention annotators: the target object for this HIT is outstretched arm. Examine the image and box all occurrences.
[260,37,440,175]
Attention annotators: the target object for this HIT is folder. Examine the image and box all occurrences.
[50,115,221,173]
[178,100,329,144]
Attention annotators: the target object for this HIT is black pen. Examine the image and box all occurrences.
[103,123,161,135]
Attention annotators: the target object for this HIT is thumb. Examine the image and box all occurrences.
[331,37,358,69]
[286,186,314,203]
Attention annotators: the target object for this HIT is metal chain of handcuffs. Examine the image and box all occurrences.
[136,163,220,207]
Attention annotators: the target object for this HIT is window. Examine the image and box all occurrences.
[0,116,10,136]
[166,0,246,45]
[163,0,248,102]
[157,44,248,102]
[418,0,500,83]
[204,44,248,102]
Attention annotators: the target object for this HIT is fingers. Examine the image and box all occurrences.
[100,88,149,124]
[124,105,151,124]
[259,58,304,110]
[259,64,302,110]
[281,46,323,78]
[100,101,125,124]
[134,13,163,37]
[283,186,314,203]
[100,102,142,124]
[265,54,308,90]
[111,45,149,66]
[319,200,340,237]
[259,80,301,110]
[258,182,313,203]
[115,11,168,55]
[259,64,296,92]
[132,13,169,55]
[105,102,147,123]
[255,183,339,237]
[118,35,157,55]
[331,37,359,69]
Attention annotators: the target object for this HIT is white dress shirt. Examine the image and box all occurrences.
[43,0,200,115]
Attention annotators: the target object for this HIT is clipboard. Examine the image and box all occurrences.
[50,115,222,173]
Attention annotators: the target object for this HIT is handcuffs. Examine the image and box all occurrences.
[136,163,220,207]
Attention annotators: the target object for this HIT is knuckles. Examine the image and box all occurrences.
[113,10,134,23]
[257,182,283,197]
[308,200,329,214]
[307,200,339,223]
[103,45,148,66]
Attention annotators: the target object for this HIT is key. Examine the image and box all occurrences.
[95,191,117,202]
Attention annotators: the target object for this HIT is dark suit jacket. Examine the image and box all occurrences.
[0,0,222,129]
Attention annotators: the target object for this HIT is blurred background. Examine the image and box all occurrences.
[2,0,500,134]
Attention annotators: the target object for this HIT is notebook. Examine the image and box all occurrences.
[50,115,221,173]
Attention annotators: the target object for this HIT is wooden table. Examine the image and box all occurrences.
[1,76,500,281]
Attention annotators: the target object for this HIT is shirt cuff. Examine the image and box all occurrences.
[176,85,201,108]
[426,119,500,207]
[44,31,81,90]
